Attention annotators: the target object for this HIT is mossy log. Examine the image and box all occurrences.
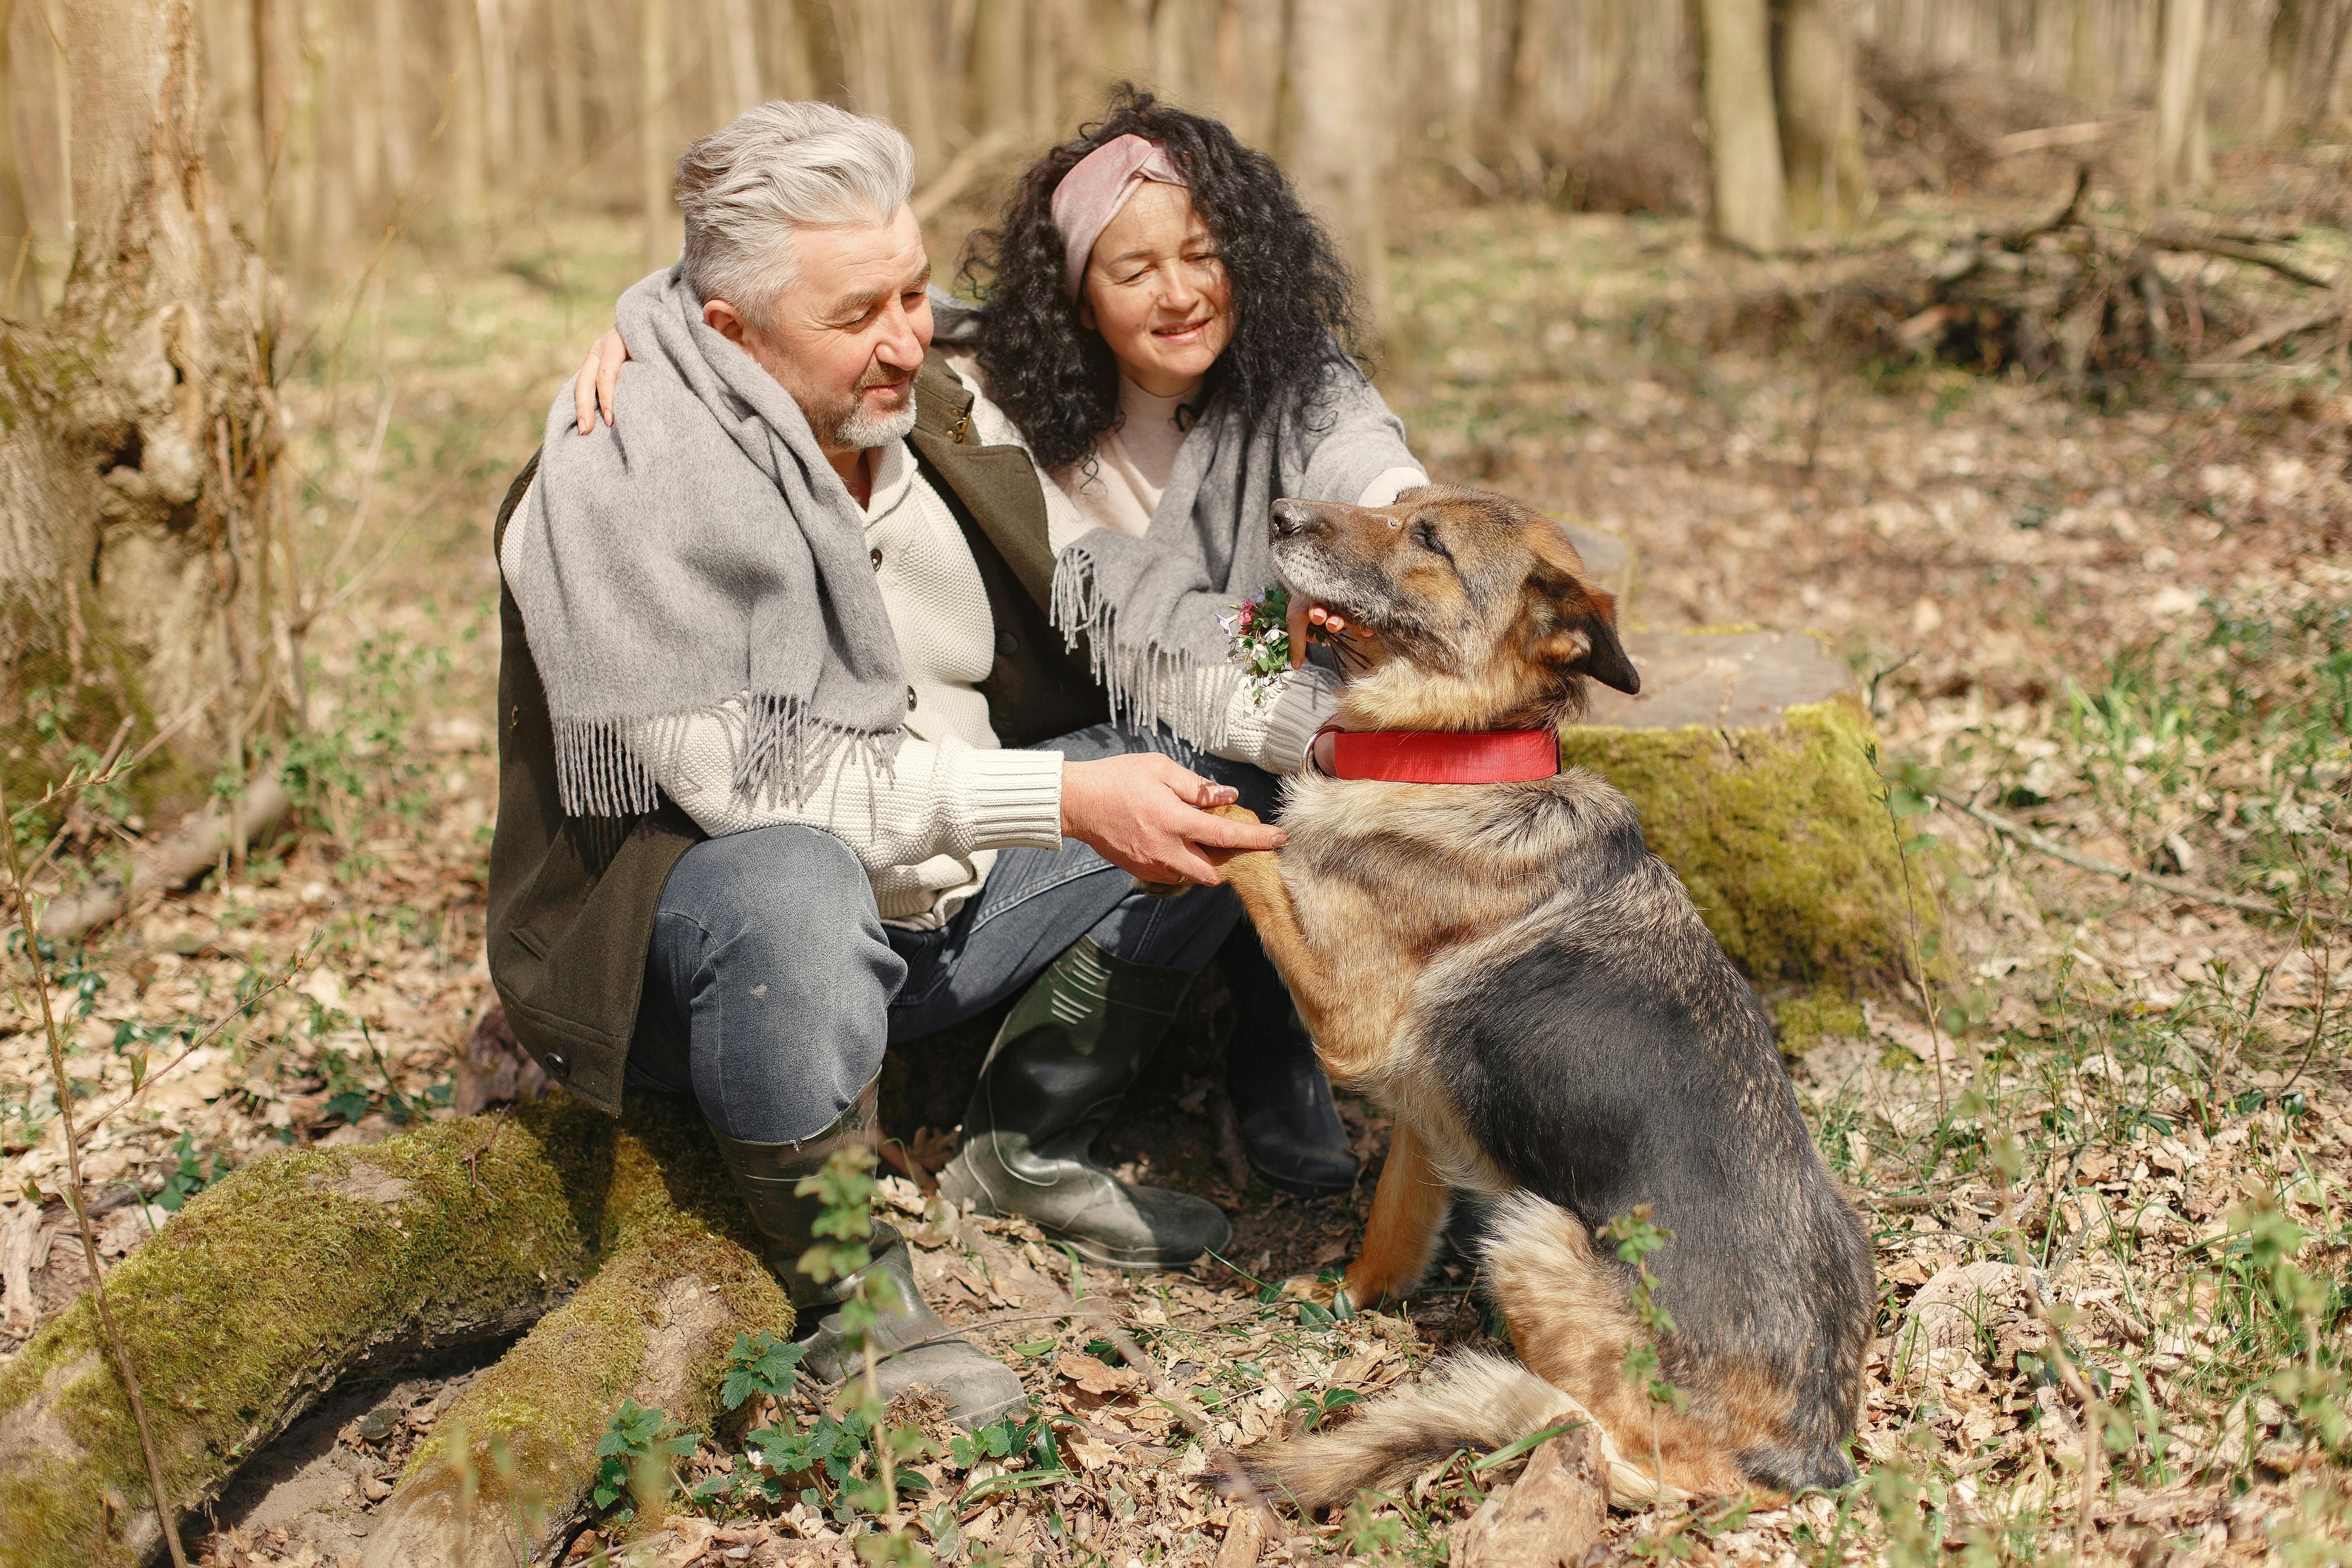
[361,1102,789,1568]
[0,1095,787,1568]
[1566,629,1921,992]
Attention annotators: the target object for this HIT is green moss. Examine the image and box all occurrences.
[379,1125,791,1563]
[1772,990,1869,1058]
[0,1099,615,1568]
[1560,694,1929,992]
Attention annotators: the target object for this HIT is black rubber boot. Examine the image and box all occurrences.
[1221,922,1358,1197]
[938,938,1233,1269]
[711,1081,1027,1429]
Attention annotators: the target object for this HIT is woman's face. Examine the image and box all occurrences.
[1077,182,1234,399]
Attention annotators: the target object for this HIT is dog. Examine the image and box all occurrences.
[1207,486,1873,1507]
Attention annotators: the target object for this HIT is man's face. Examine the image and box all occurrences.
[718,204,933,454]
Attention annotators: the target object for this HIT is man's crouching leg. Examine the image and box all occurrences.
[633,823,1027,1429]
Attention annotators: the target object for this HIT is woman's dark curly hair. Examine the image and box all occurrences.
[959,86,1361,474]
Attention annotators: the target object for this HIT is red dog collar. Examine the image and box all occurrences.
[1319,727,1560,784]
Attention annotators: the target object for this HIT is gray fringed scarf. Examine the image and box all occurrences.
[1049,358,1420,748]
[506,268,907,817]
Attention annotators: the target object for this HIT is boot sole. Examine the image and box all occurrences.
[1037,1214,1234,1272]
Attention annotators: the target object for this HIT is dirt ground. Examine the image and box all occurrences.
[4,149,2350,1566]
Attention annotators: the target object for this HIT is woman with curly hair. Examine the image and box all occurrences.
[570,89,1425,1203]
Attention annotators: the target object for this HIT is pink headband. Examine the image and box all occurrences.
[1050,134,1189,299]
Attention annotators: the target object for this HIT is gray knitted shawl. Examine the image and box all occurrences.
[505,269,907,818]
[1049,359,1419,747]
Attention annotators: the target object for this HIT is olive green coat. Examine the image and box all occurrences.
[486,354,1105,1112]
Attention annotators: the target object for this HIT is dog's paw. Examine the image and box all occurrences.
[1208,802,1262,826]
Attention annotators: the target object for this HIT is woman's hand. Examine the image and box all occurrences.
[1286,595,1374,669]
[572,328,633,434]
[1061,753,1285,886]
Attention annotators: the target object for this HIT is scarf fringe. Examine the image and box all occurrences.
[1051,548,1229,750]
[551,698,904,820]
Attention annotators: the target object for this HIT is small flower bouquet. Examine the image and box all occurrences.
[1220,585,1328,707]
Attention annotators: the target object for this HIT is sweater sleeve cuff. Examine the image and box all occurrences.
[1358,466,1430,507]
[957,746,1066,851]
[1258,664,1342,774]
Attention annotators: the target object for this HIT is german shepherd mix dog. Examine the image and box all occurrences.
[1207,487,1873,1506]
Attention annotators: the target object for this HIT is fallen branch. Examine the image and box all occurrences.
[36,769,293,942]
[2136,220,2340,290]
[1931,791,2316,925]
[2208,306,2345,362]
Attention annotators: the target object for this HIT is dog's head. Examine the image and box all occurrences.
[1269,485,1638,730]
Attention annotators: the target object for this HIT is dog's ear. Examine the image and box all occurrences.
[1529,552,1642,696]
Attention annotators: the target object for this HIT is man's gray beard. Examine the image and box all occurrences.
[833,391,918,450]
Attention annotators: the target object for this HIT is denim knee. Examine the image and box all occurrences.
[638,824,904,1144]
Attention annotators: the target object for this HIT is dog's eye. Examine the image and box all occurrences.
[1412,521,1450,558]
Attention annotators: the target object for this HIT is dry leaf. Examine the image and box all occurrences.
[1057,1351,1136,1397]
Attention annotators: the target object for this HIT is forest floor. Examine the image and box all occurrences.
[4,157,2350,1566]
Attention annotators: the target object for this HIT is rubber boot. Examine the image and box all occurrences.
[938,938,1232,1269]
[712,1080,1027,1429]
[1220,922,1358,1197]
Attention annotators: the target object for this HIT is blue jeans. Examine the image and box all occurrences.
[627,724,1278,1144]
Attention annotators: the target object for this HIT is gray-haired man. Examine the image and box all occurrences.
[486,102,1285,1421]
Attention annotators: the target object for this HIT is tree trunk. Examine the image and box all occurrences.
[1215,0,1285,150]
[1697,0,1789,254]
[971,0,1030,137]
[719,0,761,115]
[2264,0,2305,135]
[2153,0,2209,201]
[1774,0,1872,236]
[443,0,484,212]
[0,0,40,317]
[0,0,275,787]
[640,0,672,266]
[1283,0,1393,330]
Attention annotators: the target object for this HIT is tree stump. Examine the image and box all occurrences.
[1565,628,1919,992]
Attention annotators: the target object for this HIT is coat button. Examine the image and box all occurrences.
[543,1051,568,1076]
[870,547,883,570]
[906,686,918,710]
[996,631,1018,657]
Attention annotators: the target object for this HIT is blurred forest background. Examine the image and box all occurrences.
[2,2,2351,1565]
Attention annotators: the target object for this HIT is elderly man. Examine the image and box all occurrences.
[486,102,1285,1422]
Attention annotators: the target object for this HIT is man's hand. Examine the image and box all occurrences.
[1061,754,1285,886]
[573,327,632,433]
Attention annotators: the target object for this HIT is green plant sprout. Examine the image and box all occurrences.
[1600,1205,1686,1494]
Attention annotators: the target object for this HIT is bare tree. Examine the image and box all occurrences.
[1699,0,1790,254]
[1284,0,1393,326]
[1776,0,1872,235]
[640,0,671,265]
[2265,0,2307,135]
[2153,0,2210,201]
[0,0,38,316]
[0,0,275,783]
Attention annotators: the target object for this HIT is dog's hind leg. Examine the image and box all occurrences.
[1481,1193,1749,1499]
[1341,1121,1451,1311]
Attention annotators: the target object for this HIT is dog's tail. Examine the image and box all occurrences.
[1238,1352,1687,1513]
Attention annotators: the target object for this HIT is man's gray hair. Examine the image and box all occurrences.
[674,101,915,325]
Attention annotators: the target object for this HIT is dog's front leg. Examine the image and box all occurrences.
[1205,807,1349,1040]
[1341,1120,1451,1310]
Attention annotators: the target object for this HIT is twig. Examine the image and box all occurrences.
[80,963,306,1135]
[0,778,191,1568]
[1053,1283,1299,1557]
[1931,791,2317,924]
[1985,1156,2110,1553]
